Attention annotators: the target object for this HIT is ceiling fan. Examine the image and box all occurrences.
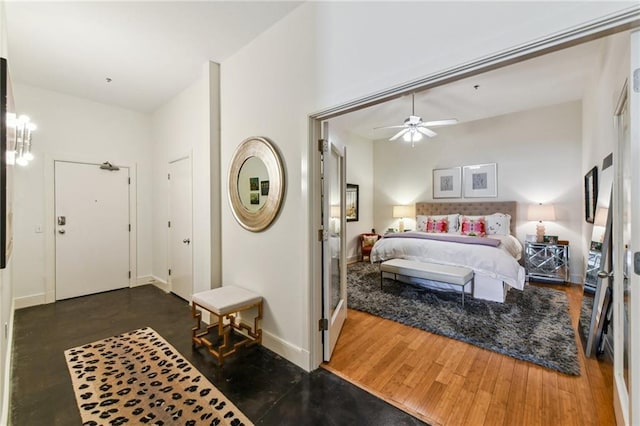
[375,93,458,147]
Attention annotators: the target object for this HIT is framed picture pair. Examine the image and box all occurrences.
[433,163,497,199]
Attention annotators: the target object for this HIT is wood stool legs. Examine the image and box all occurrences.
[191,300,263,365]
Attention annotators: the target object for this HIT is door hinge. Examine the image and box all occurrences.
[319,318,328,331]
[128,224,131,232]
[168,173,171,180]
[128,271,131,279]
[168,221,171,228]
[634,68,640,93]
[168,269,171,276]
[318,229,328,242]
[128,177,131,184]
[318,139,328,153]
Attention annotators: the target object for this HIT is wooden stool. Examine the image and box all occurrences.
[191,286,263,365]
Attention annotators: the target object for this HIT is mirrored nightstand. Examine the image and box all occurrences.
[524,241,569,283]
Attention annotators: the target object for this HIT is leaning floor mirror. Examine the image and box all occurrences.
[578,154,613,357]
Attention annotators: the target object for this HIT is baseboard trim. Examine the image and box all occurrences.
[133,275,155,287]
[14,293,47,309]
[1,298,15,425]
[237,318,310,371]
[150,275,170,293]
[262,329,311,372]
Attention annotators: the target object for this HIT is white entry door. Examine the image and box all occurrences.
[55,161,130,300]
[321,125,347,361]
[613,30,639,426]
[168,157,193,301]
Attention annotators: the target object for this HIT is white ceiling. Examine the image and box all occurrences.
[5,1,301,112]
[329,36,607,140]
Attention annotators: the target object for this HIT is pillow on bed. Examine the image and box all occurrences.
[430,214,459,233]
[416,215,429,232]
[426,217,448,233]
[485,213,511,235]
[460,216,486,237]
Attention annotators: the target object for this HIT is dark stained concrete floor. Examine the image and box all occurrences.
[10,285,426,425]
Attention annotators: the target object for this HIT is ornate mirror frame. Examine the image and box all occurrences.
[228,136,285,232]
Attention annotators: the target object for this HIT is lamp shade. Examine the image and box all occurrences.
[527,203,556,222]
[393,205,414,219]
[330,205,341,218]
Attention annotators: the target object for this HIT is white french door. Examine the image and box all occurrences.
[321,124,347,361]
[613,30,639,426]
[168,156,193,301]
[55,161,130,300]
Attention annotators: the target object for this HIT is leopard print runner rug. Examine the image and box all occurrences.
[64,327,252,426]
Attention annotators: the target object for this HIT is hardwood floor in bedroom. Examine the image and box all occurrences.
[322,281,614,426]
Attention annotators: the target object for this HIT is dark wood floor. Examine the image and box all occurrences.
[10,285,424,425]
[323,280,615,426]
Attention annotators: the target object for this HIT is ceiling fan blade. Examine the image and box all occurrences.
[389,128,410,141]
[417,127,437,138]
[421,118,458,127]
[374,124,408,130]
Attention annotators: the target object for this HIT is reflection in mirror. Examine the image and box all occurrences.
[579,154,613,357]
[237,156,269,212]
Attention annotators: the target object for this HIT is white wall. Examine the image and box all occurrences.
[151,61,219,294]
[581,32,630,267]
[329,127,374,262]
[221,2,635,370]
[373,101,584,282]
[10,84,153,305]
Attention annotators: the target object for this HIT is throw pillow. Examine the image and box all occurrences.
[426,217,448,233]
[460,217,486,237]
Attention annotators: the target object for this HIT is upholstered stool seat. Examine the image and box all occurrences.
[191,286,263,365]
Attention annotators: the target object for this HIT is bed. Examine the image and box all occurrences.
[370,201,525,303]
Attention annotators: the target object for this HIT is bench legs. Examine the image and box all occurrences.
[381,270,473,307]
[191,301,263,365]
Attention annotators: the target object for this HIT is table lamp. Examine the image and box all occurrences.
[527,203,556,243]
[393,205,414,233]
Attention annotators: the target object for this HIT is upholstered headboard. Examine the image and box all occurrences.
[415,201,517,235]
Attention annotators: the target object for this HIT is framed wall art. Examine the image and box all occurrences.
[463,163,497,198]
[432,167,461,198]
[584,166,597,223]
[346,183,359,222]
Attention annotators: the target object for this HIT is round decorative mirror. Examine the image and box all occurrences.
[228,136,285,232]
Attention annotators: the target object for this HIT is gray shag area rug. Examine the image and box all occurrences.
[348,262,581,376]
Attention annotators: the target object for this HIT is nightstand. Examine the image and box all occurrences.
[524,241,569,283]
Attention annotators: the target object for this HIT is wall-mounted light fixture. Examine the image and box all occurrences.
[7,113,36,166]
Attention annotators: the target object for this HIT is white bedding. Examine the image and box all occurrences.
[370,232,525,291]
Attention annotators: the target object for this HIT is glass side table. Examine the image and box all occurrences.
[524,241,569,283]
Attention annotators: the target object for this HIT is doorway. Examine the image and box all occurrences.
[168,156,193,301]
[54,160,130,300]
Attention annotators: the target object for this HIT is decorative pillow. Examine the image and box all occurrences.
[460,217,486,237]
[485,213,511,235]
[428,214,459,233]
[363,236,378,247]
[426,217,448,233]
[416,215,429,232]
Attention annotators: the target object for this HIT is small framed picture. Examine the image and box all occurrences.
[261,180,269,196]
[250,192,260,205]
[432,167,462,198]
[543,235,558,244]
[463,163,497,198]
[249,177,259,191]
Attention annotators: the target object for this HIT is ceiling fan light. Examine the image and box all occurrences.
[413,131,423,141]
[403,131,412,142]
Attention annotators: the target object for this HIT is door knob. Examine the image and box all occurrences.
[597,270,613,279]
[183,238,191,244]
[58,229,66,234]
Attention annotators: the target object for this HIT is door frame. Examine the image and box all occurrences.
[307,10,640,369]
[167,153,194,300]
[44,154,137,303]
